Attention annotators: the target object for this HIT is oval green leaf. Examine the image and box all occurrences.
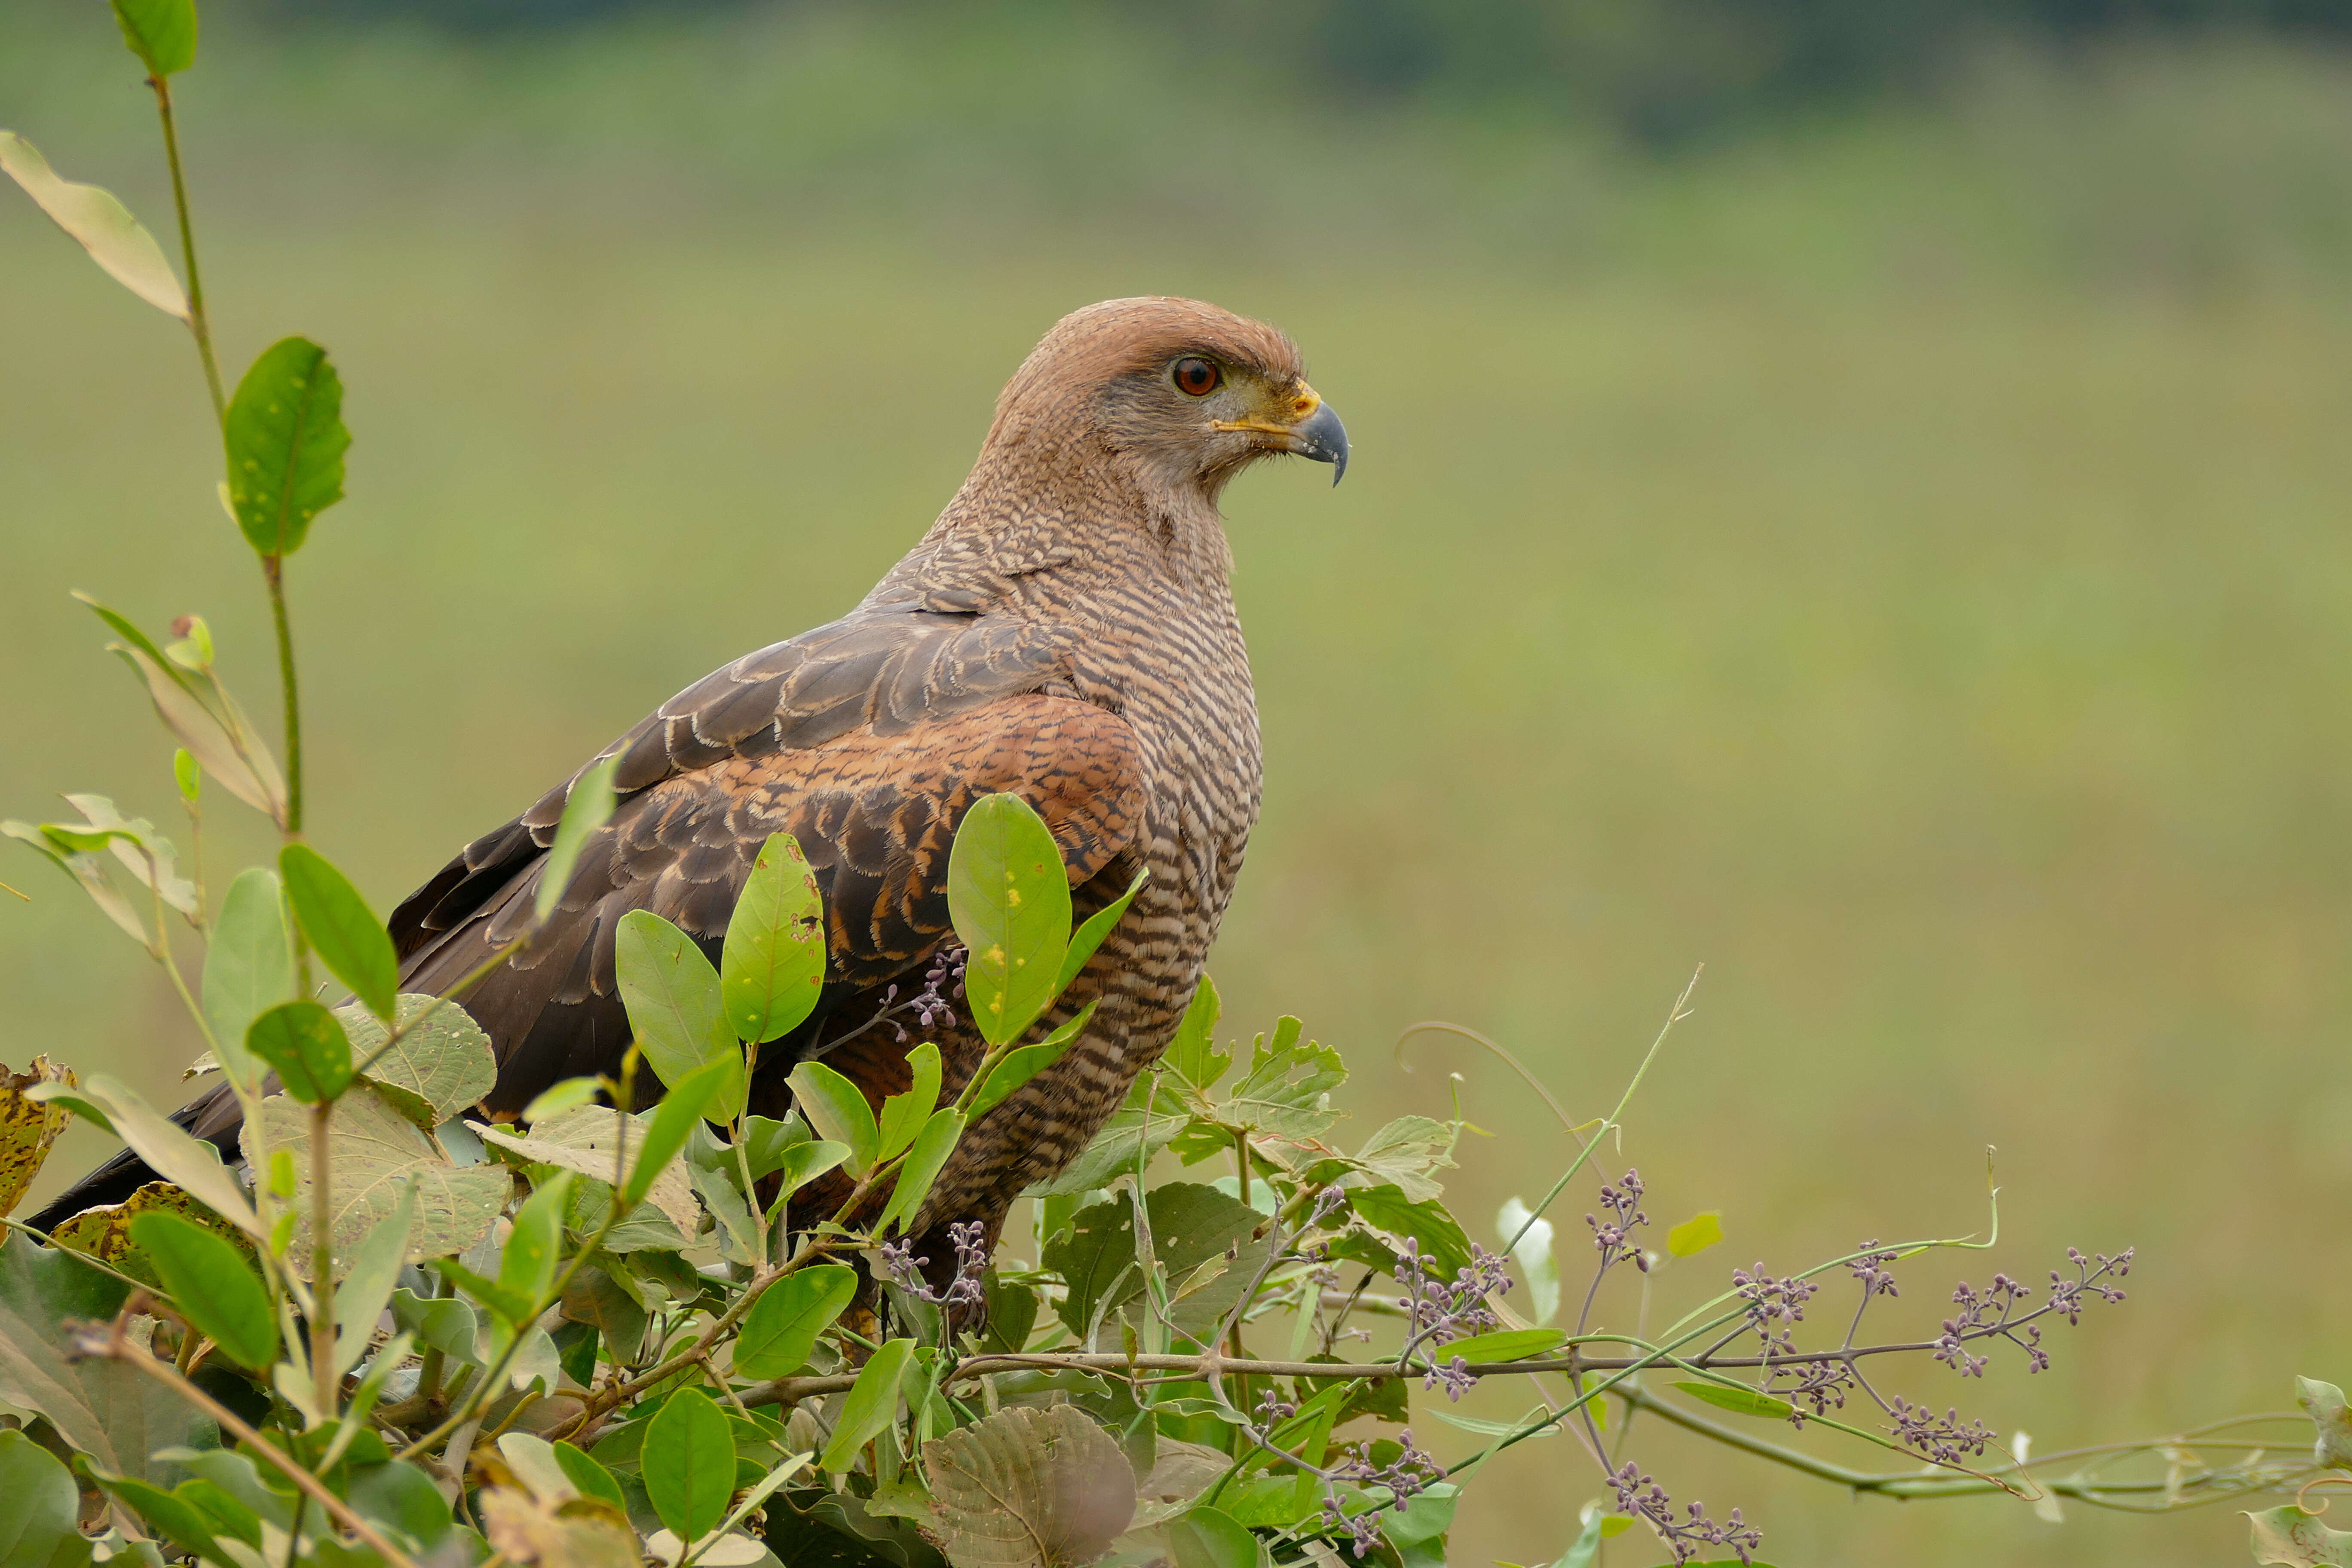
[0,1428,80,1568]
[965,1000,1096,1121]
[785,1060,877,1176]
[876,1042,941,1163]
[552,1439,627,1510]
[129,1210,277,1371]
[625,1059,735,1208]
[202,867,294,1088]
[279,843,395,1019]
[876,1107,965,1237]
[720,832,826,1047]
[225,337,349,558]
[819,1338,915,1474]
[1053,869,1146,1003]
[1673,1380,1795,1421]
[643,1386,734,1544]
[732,1264,858,1381]
[1166,1505,1258,1568]
[616,910,741,1118]
[946,794,1072,1047]
[243,1000,352,1104]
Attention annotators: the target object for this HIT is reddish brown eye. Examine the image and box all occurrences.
[1173,357,1222,397]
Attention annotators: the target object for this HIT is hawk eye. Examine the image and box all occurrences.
[1172,357,1222,397]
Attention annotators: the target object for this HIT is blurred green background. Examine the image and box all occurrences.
[6,0,2352,1562]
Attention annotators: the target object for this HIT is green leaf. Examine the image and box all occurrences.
[876,1043,942,1162]
[0,133,186,318]
[279,844,395,1019]
[1672,1381,1795,1421]
[92,623,286,824]
[1350,1185,1473,1280]
[876,1109,965,1237]
[770,1139,851,1213]
[83,1467,220,1563]
[553,1440,628,1510]
[202,868,294,1087]
[616,910,741,1119]
[721,831,826,1047]
[56,795,196,916]
[1215,1019,1344,1141]
[1045,1183,1263,1344]
[477,1106,698,1237]
[1439,1329,1565,1364]
[2248,1505,2352,1568]
[522,1078,602,1124]
[30,1074,262,1240]
[334,1177,416,1377]
[243,1000,352,1103]
[224,337,349,558]
[821,1338,916,1473]
[643,1386,734,1544]
[172,747,200,802]
[127,1211,277,1371]
[1054,869,1146,1001]
[1165,976,1227,1091]
[2,820,149,946]
[2299,1377,2352,1469]
[536,756,617,924]
[626,1059,735,1208]
[1349,1115,1458,1205]
[1667,1211,1724,1259]
[0,1428,81,1568]
[739,1115,806,1182]
[245,1084,506,1271]
[1165,1505,1256,1568]
[500,1171,575,1315]
[338,995,499,1127]
[966,1001,1096,1121]
[108,0,196,74]
[786,1060,877,1176]
[947,794,1072,1047]
[732,1265,858,1381]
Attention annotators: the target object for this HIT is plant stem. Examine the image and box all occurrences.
[262,554,303,837]
[77,1325,425,1568]
[310,1097,336,1418]
[147,75,226,428]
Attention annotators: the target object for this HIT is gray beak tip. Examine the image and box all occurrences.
[1293,401,1350,489]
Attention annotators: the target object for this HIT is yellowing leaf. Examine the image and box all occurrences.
[0,133,187,318]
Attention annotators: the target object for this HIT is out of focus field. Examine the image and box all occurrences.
[6,4,2352,1562]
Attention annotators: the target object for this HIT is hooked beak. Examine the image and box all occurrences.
[1212,384,1351,486]
[1289,399,1350,487]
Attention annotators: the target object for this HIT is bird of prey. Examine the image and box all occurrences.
[34,296,1348,1268]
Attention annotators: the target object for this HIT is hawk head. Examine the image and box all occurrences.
[987,296,1349,502]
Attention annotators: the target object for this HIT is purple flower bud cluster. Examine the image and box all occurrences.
[1395,1237,1513,1350]
[2046,1246,2132,1325]
[878,1220,987,1310]
[1886,1396,1996,1464]
[1586,1168,1651,1273]
[1607,1461,1762,1565]
[1848,1240,1901,1298]
[1322,1432,1444,1557]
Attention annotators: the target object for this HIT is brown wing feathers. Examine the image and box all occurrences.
[385,607,1143,1115]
